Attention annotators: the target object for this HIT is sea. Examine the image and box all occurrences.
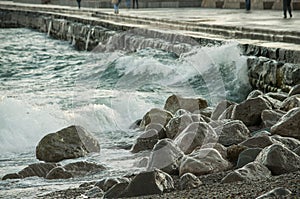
[0,28,251,198]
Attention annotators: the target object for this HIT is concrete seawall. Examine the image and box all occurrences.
[0,2,299,92]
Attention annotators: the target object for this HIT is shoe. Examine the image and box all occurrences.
[284,15,287,19]
[290,14,292,18]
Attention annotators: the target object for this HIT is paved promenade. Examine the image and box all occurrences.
[0,1,300,50]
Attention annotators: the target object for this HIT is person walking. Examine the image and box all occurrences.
[76,0,81,9]
[283,0,292,18]
[245,0,251,11]
[112,0,121,14]
[132,0,138,9]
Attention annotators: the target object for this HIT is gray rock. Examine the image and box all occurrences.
[211,100,236,120]
[164,94,208,114]
[256,187,292,199]
[147,138,184,175]
[252,130,271,137]
[215,120,250,146]
[280,94,300,111]
[271,107,300,139]
[179,148,230,176]
[294,146,300,156]
[134,157,148,168]
[239,135,274,149]
[289,84,300,96]
[197,107,214,118]
[232,97,272,126]
[255,144,300,175]
[271,134,300,151]
[265,92,288,101]
[63,161,106,176]
[36,125,100,162]
[145,123,166,139]
[201,143,227,159]
[227,144,248,164]
[236,148,262,168]
[131,129,159,153]
[103,182,129,199]
[96,177,129,192]
[174,122,218,154]
[262,95,283,109]
[139,108,173,129]
[221,162,271,183]
[174,109,190,117]
[85,186,103,198]
[165,113,193,139]
[46,167,73,179]
[119,169,174,197]
[179,173,202,190]
[261,109,285,128]
[218,105,235,120]
[247,90,263,99]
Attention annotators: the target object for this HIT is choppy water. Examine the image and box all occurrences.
[0,28,251,198]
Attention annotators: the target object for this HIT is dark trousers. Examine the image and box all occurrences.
[245,0,251,11]
[283,0,292,17]
[77,0,81,9]
[132,0,138,8]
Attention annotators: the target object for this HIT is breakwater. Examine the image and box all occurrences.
[0,6,299,92]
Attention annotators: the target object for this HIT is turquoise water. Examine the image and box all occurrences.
[0,28,251,197]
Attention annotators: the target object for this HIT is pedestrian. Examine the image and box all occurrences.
[126,0,130,9]
[132,0,138,9]
[245,0,251,11]
[112,0,121,14]
[283,0,292,18]
[76,0,81,9]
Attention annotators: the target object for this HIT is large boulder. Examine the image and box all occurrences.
[255,144,300,175]
[95,177,130,192]
[218,105,236,120]
[271,107,300,139]
[119,169,174,197]
[215,120,250,146]
[211,100,236,120]
[36,125,100,162]
[147,139,184,175]
[271,134,300,151]
[174,122,218,154]
[239,135,274,149]
[145,123,166,139]
[131,129,159,153]
[103,182,129,199]
[261,109,285,128]
[256,187,292,199]
[221,162,271,183]
[179,148,230,176]
[2,162,58,180]
[289,84,300,96]
[164,95,208,114]
[246,90,263,99]
[280,94,300,111]
[232,97,272,126]
[236,148,262,168]
[45,167,73,179]
[165,113,193,139]
[139,108,173,129]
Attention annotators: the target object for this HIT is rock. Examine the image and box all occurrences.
[221,162,271,183]
[256,187,292,199]
[174,109,190,117]
[215,120,250,146]
[174,122,218,154]
[232,97,272,126]
[197,107,213,118]
[145,123,166,139]
[165,113,193,139]
[179,173,202,190]
[261,109,285,128]
[294,146,300,156]
[271,134,300,151]
[84,186,103,198]
[201,143,227,159]
[280,94,300,111]
[131,129,159,153]
[119,169,174,197]
[252,130,271,137]
[2,162,58,180]
[262,95,282,109]
[139,108,173,129]
[129,119,142,129]
[103,182,129,199]
[271,107,300,139]
[255,144,300,175]
[147,138,184,175]
[218,105,235,120]
[96,177,129,192]
[2,173,21,180]
[289,84,300,96]
[247,90,263,99]
[46,167,73,179]
[164,94,208,114]
[46,161,105,179]
[227,144,247,164]
[239,135,274,149]
[36,125,100,162]
[236,148,262,168]
[179,148,230,176]
[134,157,148,167]
[265,92,288,101]
[211,100,236,120]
